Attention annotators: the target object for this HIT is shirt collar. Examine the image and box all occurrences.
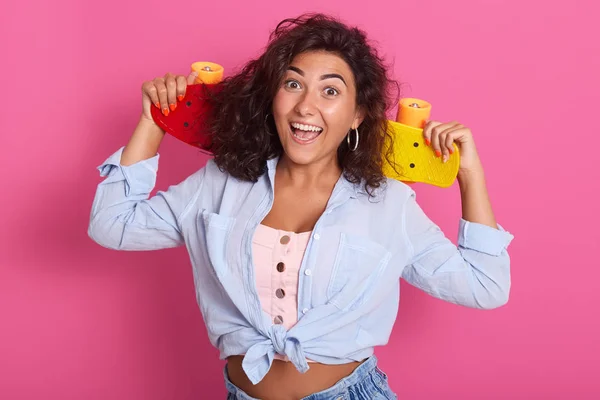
[265,156,367,200]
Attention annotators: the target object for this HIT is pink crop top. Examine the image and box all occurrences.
[251,224,314,362]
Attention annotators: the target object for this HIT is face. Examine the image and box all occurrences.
[272,50,364,167]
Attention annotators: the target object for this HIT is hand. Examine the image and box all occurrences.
[423,120,483,175]
[140,71,198,124]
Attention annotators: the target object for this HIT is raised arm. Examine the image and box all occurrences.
[88,72,204,251]
[401,120,514,309]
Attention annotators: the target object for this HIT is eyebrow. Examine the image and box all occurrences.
[287,66,347,87]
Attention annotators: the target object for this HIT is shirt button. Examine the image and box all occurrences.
[280,235,290,245]
[274,315,284,324]
[275,288,286,299]
[304,269,312,276]
[302,308,309,314]
[276,262,285,272]
[313,233,320,240]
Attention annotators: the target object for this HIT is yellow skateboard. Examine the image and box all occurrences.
[383,98,459,188]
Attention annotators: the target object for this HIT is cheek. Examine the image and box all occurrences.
[321,100,355,131]
[271,92,291,139]
[272,90,292,116]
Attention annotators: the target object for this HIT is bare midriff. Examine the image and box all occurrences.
[226,356,364,400]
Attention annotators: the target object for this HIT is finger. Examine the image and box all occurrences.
[444,125,465,156]
[423,120,442,153]
[153,77,169,116]
[440,130,457,163]
[142,81,160,110]
[429,121,456,158]
[422,120,434,146]
[186,70,199,85]
[164,73,178,112]
[439,131,451,163]
[438,124,459,162]
[176,75,188,102]
[433,122,460,160]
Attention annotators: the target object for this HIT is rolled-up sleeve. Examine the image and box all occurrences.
[88,147,206,251]
[401,190,514,309]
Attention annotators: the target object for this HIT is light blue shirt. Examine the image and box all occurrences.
[88,147,514,384]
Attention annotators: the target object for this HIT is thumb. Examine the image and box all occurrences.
[187,70,199,85]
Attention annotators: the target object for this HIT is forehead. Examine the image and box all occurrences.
[287,51,355,83]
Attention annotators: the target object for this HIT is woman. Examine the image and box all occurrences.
[89,13,514,400]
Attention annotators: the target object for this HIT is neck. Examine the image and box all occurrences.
[276,154,342,190]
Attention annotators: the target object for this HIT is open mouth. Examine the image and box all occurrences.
[290,122,323,144]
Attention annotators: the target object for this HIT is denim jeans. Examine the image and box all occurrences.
[224,355,397,399]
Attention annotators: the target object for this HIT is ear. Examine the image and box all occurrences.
[352,107,366,129]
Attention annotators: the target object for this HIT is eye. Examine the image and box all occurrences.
[324,87,339,96]
[284,79,301,89]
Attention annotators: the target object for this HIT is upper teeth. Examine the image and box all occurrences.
[291,122,323,132]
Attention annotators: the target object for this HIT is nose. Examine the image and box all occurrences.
[294,91,316,117]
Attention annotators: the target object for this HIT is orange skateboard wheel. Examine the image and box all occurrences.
[190,62,224,84]
[396,98,431,128]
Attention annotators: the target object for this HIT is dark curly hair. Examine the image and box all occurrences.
[207,13,400,195]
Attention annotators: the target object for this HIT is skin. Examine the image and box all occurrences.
[120,50,499,400]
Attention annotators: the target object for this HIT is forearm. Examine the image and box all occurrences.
[121,115,166,166]
[457,159,498,229]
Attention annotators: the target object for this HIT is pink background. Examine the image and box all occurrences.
[2,0,599,398]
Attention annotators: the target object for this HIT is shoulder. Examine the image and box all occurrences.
[201,158,232,185]
[357,177,415,205]
[175,158,231,204]
[203,158,259,189]
[383,177,415,200]
[348,178,416,228]
[193,158,262,210]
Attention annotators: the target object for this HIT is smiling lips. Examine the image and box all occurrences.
[290,122,323,144]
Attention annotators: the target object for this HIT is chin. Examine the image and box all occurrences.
[281,148,320,166]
